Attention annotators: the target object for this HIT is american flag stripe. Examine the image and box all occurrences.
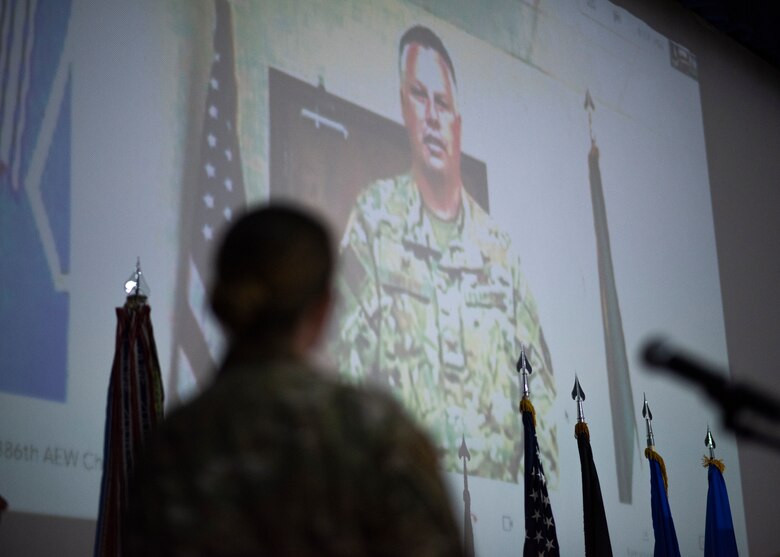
[181,276,218,384]
[1,0,71,292]
[175,347,201,403]
[1,0,38,193]
[24,26,72,292]
[187,256,224,364]
[0,0,19,151]
[171,0,246,400]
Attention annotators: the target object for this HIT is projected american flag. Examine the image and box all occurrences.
[172,0,246,401]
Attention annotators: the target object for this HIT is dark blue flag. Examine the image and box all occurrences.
[522,400,559,556]
[704,460,738,557]
[646,449,681,557]
[576,422,613,556]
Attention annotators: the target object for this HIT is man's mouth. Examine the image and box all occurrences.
[423,135,445,156]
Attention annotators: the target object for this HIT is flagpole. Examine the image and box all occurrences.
[459,435,475,557]
[573,375,613,556]
[585,89,638,504]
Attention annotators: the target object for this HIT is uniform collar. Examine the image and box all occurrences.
[401,174,484,270]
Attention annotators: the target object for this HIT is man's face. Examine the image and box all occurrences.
[400,44,461,181]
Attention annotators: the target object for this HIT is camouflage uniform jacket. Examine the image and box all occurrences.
[333,173,557,484]
[125,354,464,557]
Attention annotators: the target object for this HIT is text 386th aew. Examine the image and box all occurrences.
[1,439,103,471]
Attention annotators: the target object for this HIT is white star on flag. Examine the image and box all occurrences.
[203,194,214,208]
[522,399,559,555]
[207,134,217,147]
[205,163,215,178]
[202,224,213,241]
[210,78,219,90]
[209,105,218,119]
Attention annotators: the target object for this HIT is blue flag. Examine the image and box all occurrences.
[647,450,681,557]
[704,462,738,557]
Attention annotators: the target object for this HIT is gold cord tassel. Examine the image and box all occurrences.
[519,397,536,426]
[645,447,669,494]
[575,421,590,440]
[702,456,725,474]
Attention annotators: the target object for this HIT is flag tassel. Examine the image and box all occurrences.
[702,456,725,474]
[519,397,535,423]
[644,447,668,493]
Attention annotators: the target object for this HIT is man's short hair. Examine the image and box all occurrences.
[398,25,457,87]
[210,203,334,337]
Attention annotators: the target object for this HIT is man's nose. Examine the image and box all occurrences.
[425,96,440,127]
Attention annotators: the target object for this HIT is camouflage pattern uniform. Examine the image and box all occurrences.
[125,355,464,557]
[333,174,557,484]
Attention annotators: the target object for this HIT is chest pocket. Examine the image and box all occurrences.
[376,235,470,372]
[375,235,434,349]
[463,264,512,307]
[376,235,433,300]
[461,267,516,365]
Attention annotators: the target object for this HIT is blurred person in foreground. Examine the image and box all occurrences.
[125,204,464,556]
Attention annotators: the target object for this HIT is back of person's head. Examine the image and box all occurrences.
[210,203,333,346]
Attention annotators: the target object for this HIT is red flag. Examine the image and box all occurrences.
[94,295,164,556]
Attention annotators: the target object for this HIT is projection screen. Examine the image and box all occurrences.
[0,0,748,554]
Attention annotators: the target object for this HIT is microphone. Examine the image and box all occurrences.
[642,337,780,422]
[642,338,729,399]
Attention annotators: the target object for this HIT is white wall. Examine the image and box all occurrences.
[615,0,780,554]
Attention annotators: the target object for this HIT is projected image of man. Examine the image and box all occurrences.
[332,25,557,484]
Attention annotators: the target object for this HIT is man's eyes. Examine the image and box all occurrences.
[435,97,452,111]
[409,86,452,111]
[411,86,426,99]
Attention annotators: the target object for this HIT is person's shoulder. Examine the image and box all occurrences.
[327,377,428,440]
[350,174,416,228]
[326,375,402,420]
[159,360,311,424]
[355,173,413,206]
